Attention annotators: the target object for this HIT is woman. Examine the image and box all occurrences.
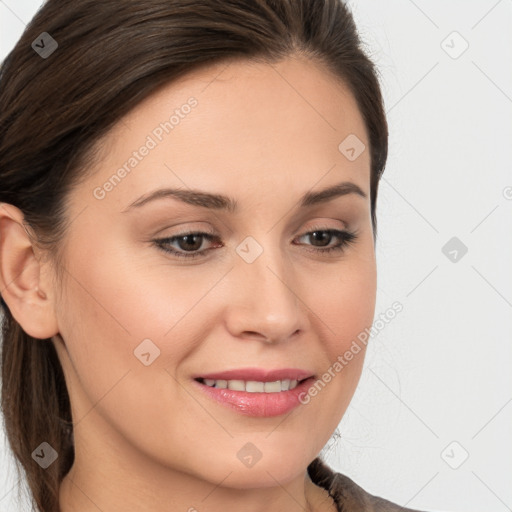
[0,1,428,511]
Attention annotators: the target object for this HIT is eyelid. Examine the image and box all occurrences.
[156,219,347,239]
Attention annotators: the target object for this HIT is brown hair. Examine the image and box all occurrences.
[0,1,388,510]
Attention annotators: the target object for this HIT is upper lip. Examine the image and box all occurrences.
[194,367,315,382]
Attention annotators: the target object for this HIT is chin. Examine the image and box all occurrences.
[178,442,311,490]
[216,459,307,490]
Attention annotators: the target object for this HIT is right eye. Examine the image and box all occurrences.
[153,231,222,259]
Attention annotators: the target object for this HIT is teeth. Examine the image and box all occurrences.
[201,378,303,392]
[246,381,265,392]
[227,379,245,391]
[264,381,281,393]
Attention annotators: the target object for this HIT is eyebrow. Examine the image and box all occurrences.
[122,181,367,214]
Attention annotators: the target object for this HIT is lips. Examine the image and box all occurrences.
[192,367,316,417]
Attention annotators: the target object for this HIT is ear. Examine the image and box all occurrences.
[0,203,59,339]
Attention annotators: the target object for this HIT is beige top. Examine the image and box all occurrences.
[308,457,428,512]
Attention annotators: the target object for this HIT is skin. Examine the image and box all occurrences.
[0,54,376,512]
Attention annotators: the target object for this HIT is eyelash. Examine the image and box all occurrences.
[153,226,358,260]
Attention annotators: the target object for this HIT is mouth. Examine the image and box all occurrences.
[192,368,316,417]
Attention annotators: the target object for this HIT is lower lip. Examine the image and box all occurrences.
[193,378,315,417]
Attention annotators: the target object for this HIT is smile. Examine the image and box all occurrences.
[192,368,316,417]
[196,377,303,392]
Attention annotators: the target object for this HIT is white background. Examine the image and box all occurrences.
[1,1,511,511]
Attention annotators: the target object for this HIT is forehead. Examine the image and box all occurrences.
[75,55,370,212]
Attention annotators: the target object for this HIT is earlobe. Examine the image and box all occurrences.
[0,203,59,339]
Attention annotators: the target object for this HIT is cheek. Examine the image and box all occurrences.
[55,253,195,464]
[55,246,174,405]
[298,249,376,417]
[55,240,220,423]
[59,238,203,351]
[306,253,377,359]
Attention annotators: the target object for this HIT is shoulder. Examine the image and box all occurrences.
[307,457,428,512]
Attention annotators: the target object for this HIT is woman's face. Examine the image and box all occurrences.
[51,55,376,488]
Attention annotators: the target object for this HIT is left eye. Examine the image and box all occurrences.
[153,228,358,260]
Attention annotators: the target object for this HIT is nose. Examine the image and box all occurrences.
[223,243,308,345]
